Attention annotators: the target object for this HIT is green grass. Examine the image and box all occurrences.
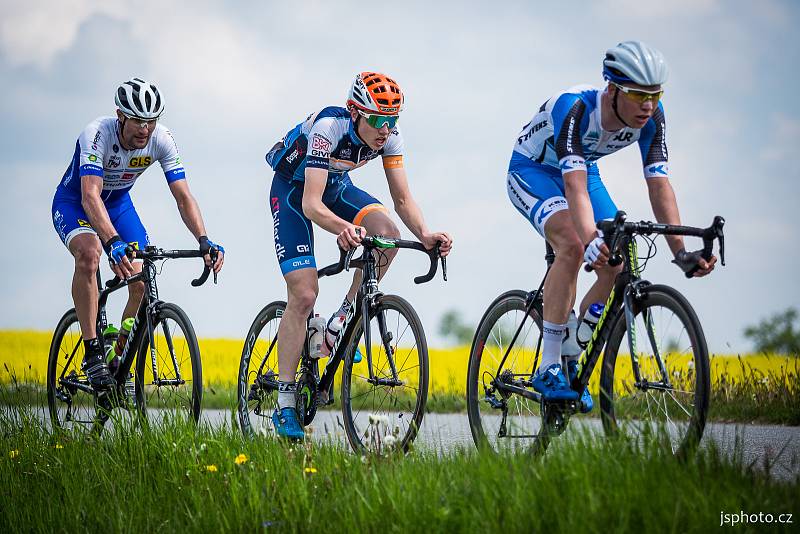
[1,403,798,533]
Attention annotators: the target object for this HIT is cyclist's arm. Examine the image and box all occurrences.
[80,175,119,244]
[301,169,348,234]
[385,165,452,254]
[168,179,208,241]
[646,177,685,255]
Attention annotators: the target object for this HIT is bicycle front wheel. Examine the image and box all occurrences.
[237,301,285,438]
[466,290,544,453]
[341,295,428,453]
[135,303,202,425]
[600,284,710,455]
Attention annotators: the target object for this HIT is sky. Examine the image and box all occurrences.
[1,0,798,352]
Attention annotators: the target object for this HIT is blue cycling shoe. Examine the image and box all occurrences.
[532,364,580,401]
[567,360,594,413]
[272,407,305,440]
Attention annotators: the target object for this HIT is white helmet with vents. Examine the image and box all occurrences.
[115,77,165,119]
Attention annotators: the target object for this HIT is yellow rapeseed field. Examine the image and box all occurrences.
[1,330,797,394]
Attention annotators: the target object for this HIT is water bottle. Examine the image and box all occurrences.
[322,316,345,357]
[102,323,119,362]
[308,314,327,359]
[577,303,604,348]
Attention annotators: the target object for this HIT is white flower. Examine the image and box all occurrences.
[687,361,695,370]
[368,413,390,426]
[383,435,397,448]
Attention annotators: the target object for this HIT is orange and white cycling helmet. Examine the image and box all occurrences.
[347,72,404,116]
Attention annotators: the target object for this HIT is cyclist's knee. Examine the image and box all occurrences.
[286,278,318,315]
[555,238,584,270]
[596,262,622,280]
[71,239,102,275]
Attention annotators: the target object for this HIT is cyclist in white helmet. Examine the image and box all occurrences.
[51,77,225,390]
[506,41,716,407]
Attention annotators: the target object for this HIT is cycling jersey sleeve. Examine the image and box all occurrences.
[552,94,587,174]
[382,127,404,169]
[156,127,186,183]
[77,122,105,178]
[306,117,338,171]
[638,102,669,179]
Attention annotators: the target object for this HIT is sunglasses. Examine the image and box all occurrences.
[121,112,158,129]
[612,83,663,104]
[357,110,399,129]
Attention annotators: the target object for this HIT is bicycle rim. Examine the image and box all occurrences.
[237,301,284,437]
[341,295,428,453]
[600,285,710,455]
[135,303,202,425]
[467,290,545,453]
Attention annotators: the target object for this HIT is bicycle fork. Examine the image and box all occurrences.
[624,281,671,390]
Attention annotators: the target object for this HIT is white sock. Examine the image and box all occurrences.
[540,320,566,372]
[277,381,296,409]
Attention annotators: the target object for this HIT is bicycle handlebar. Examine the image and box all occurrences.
[317,236,447,284]
[105,245,220,288]
[585,211,726,276]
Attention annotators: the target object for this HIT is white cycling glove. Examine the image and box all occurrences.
[583,230,605,264]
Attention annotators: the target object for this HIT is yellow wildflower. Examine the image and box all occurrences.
[234,454,248,465]
[54,444,64,449]
[304,466,317,474]
[206,464,218,472]
[9,450,19,459]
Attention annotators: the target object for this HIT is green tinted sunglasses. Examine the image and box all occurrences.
[358,110,399,129]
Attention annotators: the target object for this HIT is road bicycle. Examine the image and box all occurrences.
[238,236,446,452]
[467,211,725,456]
[47,246,219,433]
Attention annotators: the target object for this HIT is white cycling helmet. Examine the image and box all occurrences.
[603,41,668,86]
[115,77,165,119]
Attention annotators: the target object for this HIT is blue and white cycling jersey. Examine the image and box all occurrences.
[54,117,186,204]
[512,84,669,179]
[266,106,404,184]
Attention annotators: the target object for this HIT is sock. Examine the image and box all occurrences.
[277,380,297,410]
[540,321,566,372]
[83,338,101,357]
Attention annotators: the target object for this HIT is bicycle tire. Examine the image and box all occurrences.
[599,284,710,455]
[237,301,285,438]
[47,309,104,432]
[135,302,202,425]
[341,294,428,453]
[467,290,545,453]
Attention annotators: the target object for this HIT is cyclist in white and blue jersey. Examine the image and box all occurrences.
[506,41,716,406]
[265,72,453,439]
[52,78,225,390]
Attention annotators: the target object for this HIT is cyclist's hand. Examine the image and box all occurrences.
[105,236,134,279]
[199,236,225,274]
[337,225,365,250]
[422,232,453,257]
[584,231,609,268]
[672,248,717,277]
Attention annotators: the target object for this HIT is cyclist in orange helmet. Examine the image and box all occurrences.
[264,72,453,439]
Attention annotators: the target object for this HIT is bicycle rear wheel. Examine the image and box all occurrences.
[237,301,285,437]
[341,295,428,453]
[466,290,544,453]
[135,303,202,425]
[47,309,102,432]
[600,284,710,455]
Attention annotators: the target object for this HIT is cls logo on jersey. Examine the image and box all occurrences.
[77,219,92,228]
[129,156,152,168]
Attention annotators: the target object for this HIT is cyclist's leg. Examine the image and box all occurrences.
[53,196,114,387]
[109,196,147,324]
[270,176,317,427]
[578,166,622,317]
[53,198,101,339]
[328,177,392,303]
[507,163,580,400]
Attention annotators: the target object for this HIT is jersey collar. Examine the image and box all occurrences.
[348,118,367,146]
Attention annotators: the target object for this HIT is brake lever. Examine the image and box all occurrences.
[344,247,357,272]
[441,256,448,281]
